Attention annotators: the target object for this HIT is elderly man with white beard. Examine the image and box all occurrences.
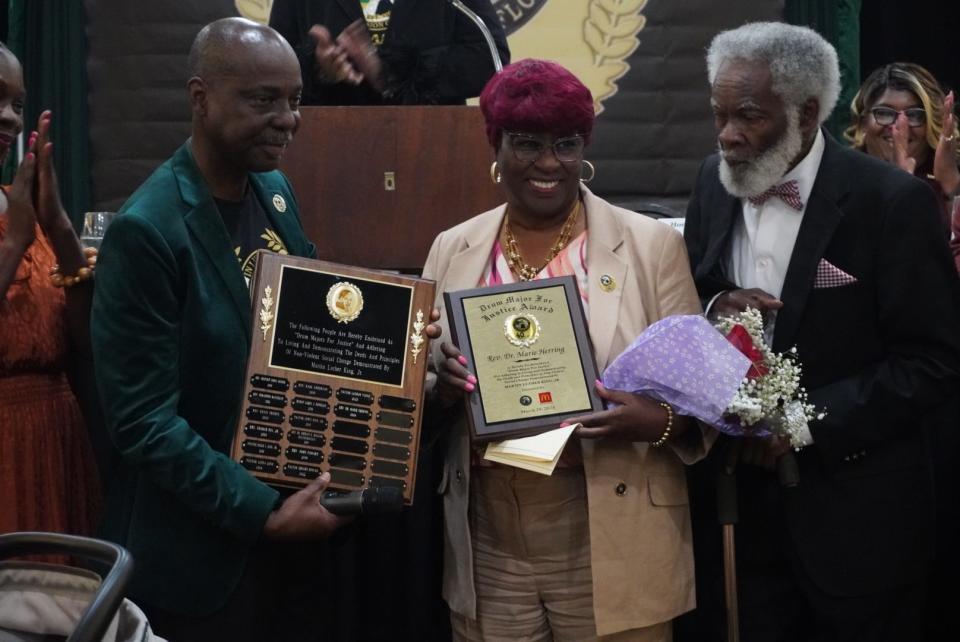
[682,22,960,642]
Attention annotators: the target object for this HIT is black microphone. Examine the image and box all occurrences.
[319,486,404,516]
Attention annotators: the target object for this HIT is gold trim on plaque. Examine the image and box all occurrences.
[504,313,541,348]
[259,285,274,340]
[409,309,426,364]
[326,281,364,323]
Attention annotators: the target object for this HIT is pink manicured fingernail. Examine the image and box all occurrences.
[464,382,475,392]
[25,152,33,161]
[559,422,570,428]
[457,355,468,366]
[466,375,477,385]
[595,379,603,387]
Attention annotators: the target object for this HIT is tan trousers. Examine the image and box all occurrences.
[450,466,671,642]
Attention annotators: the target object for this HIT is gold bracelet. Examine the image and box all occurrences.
[50,247,97,288]
[650,402,674,447]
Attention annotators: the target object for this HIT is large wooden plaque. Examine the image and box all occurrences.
[232,252,436,503]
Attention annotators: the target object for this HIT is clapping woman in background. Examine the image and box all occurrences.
[845,62,960,270]
[0,42,100,537]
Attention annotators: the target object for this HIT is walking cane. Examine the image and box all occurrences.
[717,440,741,642]
[717,440,799,642]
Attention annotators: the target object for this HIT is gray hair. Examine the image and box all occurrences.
[706,22,840,125]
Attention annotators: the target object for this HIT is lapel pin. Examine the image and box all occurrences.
[599,274,616,292]
[272,194,287,213]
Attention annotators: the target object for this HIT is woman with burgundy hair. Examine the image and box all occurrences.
[423,59,710,641]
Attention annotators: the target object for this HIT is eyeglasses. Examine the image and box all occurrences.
[869,106,927,127]
[505,132,585,163]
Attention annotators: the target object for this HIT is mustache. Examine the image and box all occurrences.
[258,135,293,146]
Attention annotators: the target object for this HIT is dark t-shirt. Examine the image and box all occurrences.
[214,188,289,284]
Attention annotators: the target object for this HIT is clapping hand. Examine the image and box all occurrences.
[4,146,37,251]
[336,20,383,93]
[934,91,959,196]
[309,24,363,85]
[33,111,69,234]
[891,112,918,175]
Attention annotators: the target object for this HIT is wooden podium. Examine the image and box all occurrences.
[280,106,503,271]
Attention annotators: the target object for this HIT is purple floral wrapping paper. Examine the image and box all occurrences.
[600,315,754,434]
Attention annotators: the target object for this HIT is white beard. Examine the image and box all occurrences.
[719,110,803,199]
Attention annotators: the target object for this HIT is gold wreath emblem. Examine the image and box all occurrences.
[326,281,364,323]
[503,1,646,115]
[504,313,541,348]
[584,0,647,111]
[234,0,273,24]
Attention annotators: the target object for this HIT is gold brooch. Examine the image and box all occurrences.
[599,274,616,292]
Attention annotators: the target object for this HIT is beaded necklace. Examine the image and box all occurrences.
[503,199,581,281]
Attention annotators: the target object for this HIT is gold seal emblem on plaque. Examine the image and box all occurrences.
[326,281,364,323]
[504,313,541,348]
[272,194,287,213]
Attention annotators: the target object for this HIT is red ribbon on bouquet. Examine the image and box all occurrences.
[725,324,768,379]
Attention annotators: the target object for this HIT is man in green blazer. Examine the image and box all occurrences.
[91,18,348,640]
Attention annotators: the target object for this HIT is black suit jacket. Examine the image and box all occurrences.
[270,0,509,105]
[684,133,960,596]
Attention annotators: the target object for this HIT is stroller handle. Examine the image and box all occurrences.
[0,531,134,642]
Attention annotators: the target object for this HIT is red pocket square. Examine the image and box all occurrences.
[814,259,858,288]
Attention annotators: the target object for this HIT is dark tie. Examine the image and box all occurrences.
[747,179,803,210]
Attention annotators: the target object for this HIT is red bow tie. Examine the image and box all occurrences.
[748,179,803,210]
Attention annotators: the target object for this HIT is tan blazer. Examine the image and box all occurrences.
[423,187,710,636]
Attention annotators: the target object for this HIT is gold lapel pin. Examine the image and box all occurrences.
[599,274,616,292]
[272,194,287,213]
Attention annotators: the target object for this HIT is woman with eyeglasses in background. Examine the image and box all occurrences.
[422,59,711,641]
[845,62,960,270]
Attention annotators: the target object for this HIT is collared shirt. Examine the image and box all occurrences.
[726,129,826,446]
[727,129,825,300]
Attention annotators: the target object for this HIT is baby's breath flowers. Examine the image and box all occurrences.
[715,307,823,449]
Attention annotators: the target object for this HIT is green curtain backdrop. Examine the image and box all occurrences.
[4,0,90,228]
[785,0,862,140]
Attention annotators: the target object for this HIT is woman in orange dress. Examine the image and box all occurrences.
[0,43,100,536]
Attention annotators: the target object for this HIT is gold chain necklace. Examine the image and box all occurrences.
[503,200,581,281]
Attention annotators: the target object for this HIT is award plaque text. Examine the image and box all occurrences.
[232,252,435,503]
[444,276,602,442]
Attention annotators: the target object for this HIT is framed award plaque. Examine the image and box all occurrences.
[443,276,603,442]
[232,252,435,503]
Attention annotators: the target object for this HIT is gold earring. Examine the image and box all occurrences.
[580,160,595,184]
[489,162,501,184]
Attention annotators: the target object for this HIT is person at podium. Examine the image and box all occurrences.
[269,0,509,105]
[423,59,711,641]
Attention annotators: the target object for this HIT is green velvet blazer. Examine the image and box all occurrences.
[91,141,316,615]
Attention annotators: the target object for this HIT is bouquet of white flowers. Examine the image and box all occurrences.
[713,307,824,448]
